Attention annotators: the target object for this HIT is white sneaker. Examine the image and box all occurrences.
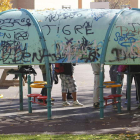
[125,100,127,104]
[73,100,83,107]
[63,101,70,106]
[113,105,123,109]
[113,105,117,109]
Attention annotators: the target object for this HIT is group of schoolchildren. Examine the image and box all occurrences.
[39,63,140,109]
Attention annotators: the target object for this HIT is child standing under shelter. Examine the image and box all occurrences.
[59,63,83,107]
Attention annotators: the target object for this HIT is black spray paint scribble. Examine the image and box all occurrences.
[2,31,29,40]
[0,18,31,31]
[0,35,101,64]
[0,41,31,64]
[109,48,140,62]
[45,11,83,22]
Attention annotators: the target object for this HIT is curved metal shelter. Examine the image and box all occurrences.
[0,8,140,119]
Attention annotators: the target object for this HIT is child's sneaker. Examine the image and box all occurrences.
[125,100,127,104]
[93,102,100,108]
[113,105,123,109]
[63,101,70,106]
[113,105,117,109]
[73,100,83,107]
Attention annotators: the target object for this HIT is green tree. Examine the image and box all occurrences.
[0,0,12,12]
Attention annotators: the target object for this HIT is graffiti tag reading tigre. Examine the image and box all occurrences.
[43,21,94,36]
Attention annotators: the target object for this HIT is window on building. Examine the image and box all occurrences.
[62,5,71,9]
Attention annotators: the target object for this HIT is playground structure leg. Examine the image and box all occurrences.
[19,73,23,111]
[28,75,32,113]
[127,73,131,111]
[99,65,104,119]
[116,73,122,113]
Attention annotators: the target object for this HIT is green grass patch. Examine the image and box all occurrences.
[0,134,140,140]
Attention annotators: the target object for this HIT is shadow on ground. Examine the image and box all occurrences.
[0,88,140,135]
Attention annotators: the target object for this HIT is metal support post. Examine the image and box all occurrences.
[127,66,131,111]
[19,73,23,111]
[99,64,104,119]
[117,73,122,113]
[28,75,32,113]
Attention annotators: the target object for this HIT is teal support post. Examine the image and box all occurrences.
[99,8,128,119]
[99,65,104,119]
[116,73,122,113]
[20,9,52,119]
[46,75,52,120]
[45,76,52,119]
[116,73,121,94]
[27,75,32,113]
[19,73,23,111]
[127,66,131,111]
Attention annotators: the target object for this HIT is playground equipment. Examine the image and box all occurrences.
[103,80,122,107]
[27,81,47,107]
[1,8,140,119]
[27,76,54,113]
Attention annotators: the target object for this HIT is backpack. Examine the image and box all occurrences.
[18,65,37,75]
[117,65,128,72]
[8,65,37,81]
[55,63,64,74]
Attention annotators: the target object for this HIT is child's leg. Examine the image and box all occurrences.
[67,76,83,106]
[62,93,67,101]
[72,92,77,101]
[60,74,68,101]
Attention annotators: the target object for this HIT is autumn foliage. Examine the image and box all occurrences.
[109,0,130,9]
[93,0,130,9]
[0,0,12,12]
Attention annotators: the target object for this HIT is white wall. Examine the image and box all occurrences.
[82,0,92,9]
[35,0,78,9]
[138,0,140,8]
[34,0,93,10]
[35,0,48,9]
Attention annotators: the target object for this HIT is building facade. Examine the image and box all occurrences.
[11,0,140,9]
[11,0,91,9]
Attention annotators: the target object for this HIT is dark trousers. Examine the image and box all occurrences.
[109,65,123,95]
[41,72,53,96]
[134,74,140,101]
[109,65,118,95]
[126,65,140,102]
[127,74,140,102]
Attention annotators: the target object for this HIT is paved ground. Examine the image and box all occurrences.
[0,64,140,135]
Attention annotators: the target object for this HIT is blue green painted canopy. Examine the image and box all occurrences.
[0,8,139,65]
